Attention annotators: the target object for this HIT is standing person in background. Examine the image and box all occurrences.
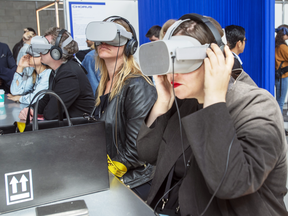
[275,25,288,114]
[8,36,52,104]
[12,27,36,62]
[86,16,157,201]
[146,25,161,41]
[0,42,17,93]
[159,19,176,40]
[225,25,246,70]
[275,25,288,136]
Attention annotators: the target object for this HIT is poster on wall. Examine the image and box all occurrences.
[65,0,139,52]
[68,2,107,50]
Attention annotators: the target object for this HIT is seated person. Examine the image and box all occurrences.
[8,36,52,104]
[0,42,17,93]
[19,27,95,120]
[81,49,101,96]
[86,16,157,200]
[137,14,288,215]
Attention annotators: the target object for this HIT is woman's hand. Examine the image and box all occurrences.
[16,54,30,73]
[203,44,234,108]
[7,94,21,102]
[18,107,33,121]
[146,75,174,127]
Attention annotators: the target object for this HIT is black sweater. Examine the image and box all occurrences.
[36,59,95,120]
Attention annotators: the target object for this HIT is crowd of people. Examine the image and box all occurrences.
[0,13,287,216]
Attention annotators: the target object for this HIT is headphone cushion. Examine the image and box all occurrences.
[50,46,62,60]
[125,39,138,56]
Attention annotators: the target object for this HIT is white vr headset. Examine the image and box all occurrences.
[139,15,226,76]
[26,35,73,57]
[26,36,51,57]
[86,21,132,46]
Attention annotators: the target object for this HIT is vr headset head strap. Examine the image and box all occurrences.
[179,13,224,48]
[105,16,138,56]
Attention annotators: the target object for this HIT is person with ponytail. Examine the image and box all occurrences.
[275,25,288,113]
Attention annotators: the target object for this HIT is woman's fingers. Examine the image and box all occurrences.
[211,43,225,66]
[206,46,218,71]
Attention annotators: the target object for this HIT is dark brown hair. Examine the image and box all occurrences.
[275,25,288,48]
[173,16,223,45]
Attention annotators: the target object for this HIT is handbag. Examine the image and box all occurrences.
[0,90,96,135]
[0,90,109,214]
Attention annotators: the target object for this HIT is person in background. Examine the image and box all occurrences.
[75,39,95,62]
[90,16,157,201]
[145,25,161,41]
[16,30,36,85]
[137,14,287,216]
[225,25,246,70]
[159,19,176,40]
[12,27,36,62]
[8,36,52,104]
[18,27,94,120]
[81,49,101,96]
[0,42,17,93]
[275,25,288,136]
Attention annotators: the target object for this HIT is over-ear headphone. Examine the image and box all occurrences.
[166,13,225,51]
[50,29,73,60]
[105,16,138,57]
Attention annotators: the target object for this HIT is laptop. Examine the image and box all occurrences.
[0,121,109,214]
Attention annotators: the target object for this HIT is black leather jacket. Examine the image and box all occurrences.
[96,75,157,188]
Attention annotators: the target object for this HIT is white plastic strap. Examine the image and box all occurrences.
[163,19,190,40]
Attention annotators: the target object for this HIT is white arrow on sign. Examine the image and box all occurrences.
[10,176,18,194]
[20,175,28,192]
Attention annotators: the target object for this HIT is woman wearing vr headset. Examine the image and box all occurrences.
[90,17,157,200]
[137,14,287,216]
[275,26,288,114]
[8,36,52,104]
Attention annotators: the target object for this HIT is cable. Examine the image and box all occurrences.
[153,56,187,216]
[199,133,236,216]
[110,32,124,157]
[171,56,187,177]
[107,32,121,100]
[153,55,236,216]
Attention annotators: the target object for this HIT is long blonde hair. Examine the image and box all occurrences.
[95,19,152,106]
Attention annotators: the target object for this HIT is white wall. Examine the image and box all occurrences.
[64,0,138,50]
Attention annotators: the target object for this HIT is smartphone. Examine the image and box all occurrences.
[35,200,88,216]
